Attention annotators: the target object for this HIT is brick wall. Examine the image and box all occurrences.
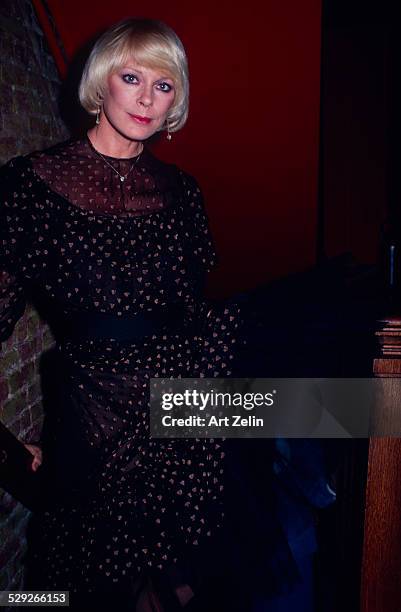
[0,0,68,593]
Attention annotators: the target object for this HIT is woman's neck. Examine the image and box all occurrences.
[87,123,143,159]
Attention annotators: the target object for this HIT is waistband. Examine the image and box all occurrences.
[56,304,189,342]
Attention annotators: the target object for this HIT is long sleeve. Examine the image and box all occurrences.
[180,171,219,275]
[0,158,27,343]
[178,170,219,306]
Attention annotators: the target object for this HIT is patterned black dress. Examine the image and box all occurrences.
[0,137,243,606]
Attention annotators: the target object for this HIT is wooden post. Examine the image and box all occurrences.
[361,316,401,611]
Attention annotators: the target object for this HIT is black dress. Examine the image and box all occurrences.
[0,137,243,607]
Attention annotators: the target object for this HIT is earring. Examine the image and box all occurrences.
[166,119,172,141]
[96,106,100,125]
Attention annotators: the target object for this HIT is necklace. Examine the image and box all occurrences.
[91,143,143,182]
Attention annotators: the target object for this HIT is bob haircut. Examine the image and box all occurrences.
[79,18,189,132]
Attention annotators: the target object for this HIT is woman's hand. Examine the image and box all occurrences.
[24,444,43,472]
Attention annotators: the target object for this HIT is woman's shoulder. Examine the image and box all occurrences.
[168,162,203,202]
[25,138,81,163]
[178,168,201,195]
[143,147,198,185]
[0,152,29,184]
[141,147,201,195]
[0,138,75,175]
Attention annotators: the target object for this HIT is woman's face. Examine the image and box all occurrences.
[100,62,176,140]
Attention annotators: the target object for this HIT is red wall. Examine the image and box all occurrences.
[46,1,322,298]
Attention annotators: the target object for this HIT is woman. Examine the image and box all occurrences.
[0,18,243,611]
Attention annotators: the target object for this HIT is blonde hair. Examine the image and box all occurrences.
[78,18,189,132]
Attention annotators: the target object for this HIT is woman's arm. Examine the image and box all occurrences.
[180,170,219,276]
[0,157,28,342]
[0,157,41,474]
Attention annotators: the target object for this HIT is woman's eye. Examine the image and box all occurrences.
[122,74,139,84]
[157,82,173,93]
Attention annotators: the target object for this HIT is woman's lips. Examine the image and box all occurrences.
[128,113,152,125]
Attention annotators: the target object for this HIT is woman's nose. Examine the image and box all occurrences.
[137,85,153,108]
